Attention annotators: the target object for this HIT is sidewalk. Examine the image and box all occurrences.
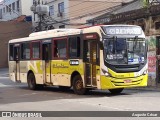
[129,86,160,92]
[0,68,9,77]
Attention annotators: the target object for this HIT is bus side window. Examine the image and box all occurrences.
[32,42,40,59]
[9,44,14,61]
[53,39,67,58]
[21,43,30,60]
[53,41,59,57]
[69,37,81,58]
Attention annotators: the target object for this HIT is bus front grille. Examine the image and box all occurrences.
[111,79,142,86]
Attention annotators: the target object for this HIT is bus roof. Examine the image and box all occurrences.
[9,25,144,43]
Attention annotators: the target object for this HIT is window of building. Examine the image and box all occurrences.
[58,2,64,13]
[12,2,15,11]
[0,9,2,19]
[49,5,54,16]
[9,4,11,12]
[155,22,160,30]
[17,0,20,11]
[69,37,81,58]
[6,6,9,12]
[32,42,40,59]
[3,7,5,13]
[53,39,67,58]
[21,43,30,60]
[9,44,14,61]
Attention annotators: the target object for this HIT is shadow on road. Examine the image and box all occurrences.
[0,84,131,105]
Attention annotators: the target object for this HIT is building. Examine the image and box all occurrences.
[0,0,32,21]
[0,0,33,67]
[32,0,133,29]
[0,21,32,68]
[90,0,160,87]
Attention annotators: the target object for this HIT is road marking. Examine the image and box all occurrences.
[19,93,38,96]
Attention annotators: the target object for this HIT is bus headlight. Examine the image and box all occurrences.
[143,70,148,75]
[101,68,112,77]
[105,72,112,77]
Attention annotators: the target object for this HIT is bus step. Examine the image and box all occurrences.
[44,82,53,86]
[86,85,97,88]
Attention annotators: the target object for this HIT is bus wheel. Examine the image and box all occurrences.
[109,88,124,94]
[73,75,86,95]
[27,73,37,90]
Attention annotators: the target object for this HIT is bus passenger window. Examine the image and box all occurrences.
[32,42,40,59]
[9,45,14,60]
[54,39,67,58]
[53,41,59,57]
[69,37,80,58]
[21,43,30,60]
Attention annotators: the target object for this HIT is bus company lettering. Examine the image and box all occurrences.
[52,63,68,68]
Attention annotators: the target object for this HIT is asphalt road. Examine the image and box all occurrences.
[0,71,160,120]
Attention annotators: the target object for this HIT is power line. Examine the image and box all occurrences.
[53,1,123,20]
[46,4,122,26]
[48,0,86,14]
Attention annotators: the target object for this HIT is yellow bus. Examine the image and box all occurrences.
[8,25,148,95]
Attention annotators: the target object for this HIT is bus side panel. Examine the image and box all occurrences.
[19,61,28,83]
[9,61,16,82]
[51,60,84,87]
[27,60,44,84]
[69,60,84,86]
[96,65,101,89]
[51,60,70,86]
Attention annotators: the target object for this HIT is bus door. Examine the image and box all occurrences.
[42,41,52,83]
[84,40,99,87]
[14,44,20,81]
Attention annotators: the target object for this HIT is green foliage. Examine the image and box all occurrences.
[142,0,149,8]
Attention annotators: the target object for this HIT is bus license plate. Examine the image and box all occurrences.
[124,79,132,83]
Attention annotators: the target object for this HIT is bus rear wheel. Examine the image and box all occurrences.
[109,88,124,94]
[27,73,37,90]
[73,75,86,95]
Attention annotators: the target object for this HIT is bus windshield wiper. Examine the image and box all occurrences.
[133,36,138,52]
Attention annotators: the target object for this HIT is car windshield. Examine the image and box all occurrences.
[104,37,146,65]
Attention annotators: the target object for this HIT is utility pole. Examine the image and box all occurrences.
[30,0,49,32]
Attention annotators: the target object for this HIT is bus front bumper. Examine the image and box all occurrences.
[100,74,148,89]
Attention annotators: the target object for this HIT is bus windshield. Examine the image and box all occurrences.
[104,38,146,65]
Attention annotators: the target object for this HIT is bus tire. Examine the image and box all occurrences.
[27,73,37,90]
[73,75,86,95]
[109,88,124,94]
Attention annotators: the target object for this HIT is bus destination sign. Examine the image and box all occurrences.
[104,26,142,35]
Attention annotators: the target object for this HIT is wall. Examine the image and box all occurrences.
[0,21,32,68]
[146,36,156,86]
[68,0,122,28]
[21,0,32,16]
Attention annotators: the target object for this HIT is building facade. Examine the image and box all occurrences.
[91,0,160,87]
[0,0,33,67]
[0,0,32,21]
[32,0,133,29]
